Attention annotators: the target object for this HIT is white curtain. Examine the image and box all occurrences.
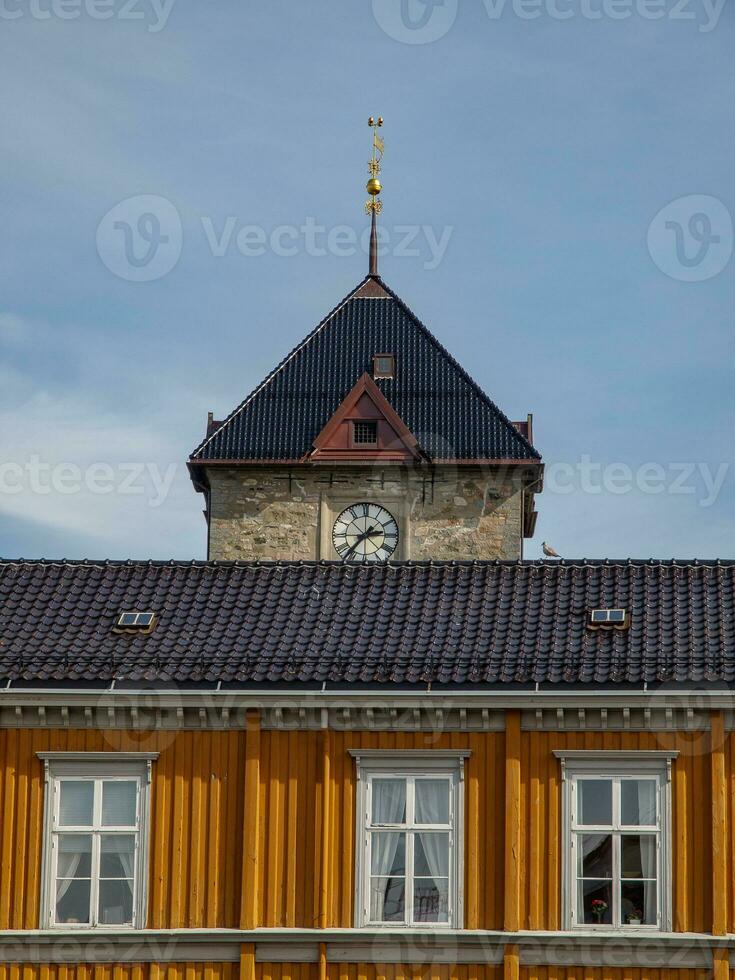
[98,836,135,924]
[373,779,406,824]
[55,834,90,903]
[414,833,449,921]
[55,854,82,901]
[370,779,406,920]
[630,779,657,925]
[413,781,450,922]
[640,835,657,924]
[634,780,656,825]
[108,835,136,880]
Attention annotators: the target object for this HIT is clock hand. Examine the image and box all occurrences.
[344,525,377,559]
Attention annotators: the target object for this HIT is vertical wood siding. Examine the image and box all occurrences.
[322,731,506,930]
[258,963,317,980]
[518,731,713,932]
[0,725,722,934]
[320,964,502,980]
[0,729,245,929]
[521,968,708,980]
[253,730,506,929]
[724,733,735,933]
[0,967,237,980]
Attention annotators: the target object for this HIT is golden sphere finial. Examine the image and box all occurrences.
[368,116,375,127]
[366,177,382,196]
[378,117,384,126]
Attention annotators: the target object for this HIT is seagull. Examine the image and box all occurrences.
[542,541,561,558]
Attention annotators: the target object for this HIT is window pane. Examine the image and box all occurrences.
[372,779,406,824]
[57,834,93,878]
[415,779,450,824]
[578,834,613,878]
[370,876,405,922]
[414,876,449,923]
[370,831,405,876]
[577,780,612,825]
[621,879,657,925]
[98,878,134,925]
[59,781,94,826]
[415,832,449,877]
[621,834,657,879]
[100,834,136,878]
[577,879,612,924]
[102,781,137,826]
[621,780,657,826]
[55,877,91,924]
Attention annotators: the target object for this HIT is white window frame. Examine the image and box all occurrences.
[38,752,157,929]
[554,750,677,932]
[349,749,469,929]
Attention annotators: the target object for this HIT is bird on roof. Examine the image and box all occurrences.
[542,542,561,558]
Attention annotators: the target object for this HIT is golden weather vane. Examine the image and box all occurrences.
[365,116,384,214]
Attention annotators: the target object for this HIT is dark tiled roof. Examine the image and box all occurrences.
[1,559,733,686]
[190,277,540,464]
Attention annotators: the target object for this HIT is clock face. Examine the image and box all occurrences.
[332,503,399,563]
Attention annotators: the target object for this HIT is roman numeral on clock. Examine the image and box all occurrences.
[333,503,399,562]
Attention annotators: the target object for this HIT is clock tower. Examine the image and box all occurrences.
[188,124,542,562]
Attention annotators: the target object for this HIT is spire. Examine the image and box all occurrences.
[365,115,384,277]
[369,209,379,277]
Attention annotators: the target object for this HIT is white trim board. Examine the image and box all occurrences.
[0,929,728,967]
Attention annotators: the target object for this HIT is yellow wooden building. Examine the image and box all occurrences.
[1,195,732,980]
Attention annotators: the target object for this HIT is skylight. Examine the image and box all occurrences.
[115,612,157,630]
[589,609,628,627]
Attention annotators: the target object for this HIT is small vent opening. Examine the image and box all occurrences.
[353,421,378,445]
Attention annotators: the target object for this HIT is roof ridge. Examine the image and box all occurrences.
[189,276,374,461]
[1,557,734,569]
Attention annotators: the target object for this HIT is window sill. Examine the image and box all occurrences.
[360,922,458,930]
[568,924,663,933]
[46,923,139,930]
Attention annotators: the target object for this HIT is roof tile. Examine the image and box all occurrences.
[1,558,734,687]
[190,278,539,464]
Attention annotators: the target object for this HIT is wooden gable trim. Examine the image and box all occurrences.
[352,277,390,298]
[309,372,421,462]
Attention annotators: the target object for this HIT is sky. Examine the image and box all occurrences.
[0,0,733,561]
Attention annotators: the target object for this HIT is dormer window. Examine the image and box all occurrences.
[353,420,378,446]
[373,354,395,380]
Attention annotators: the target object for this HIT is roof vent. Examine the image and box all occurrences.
[588,608,629,629]
[352,420,378,446]
[114,612,157,634]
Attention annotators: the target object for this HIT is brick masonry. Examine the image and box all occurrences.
[206,465,525,561]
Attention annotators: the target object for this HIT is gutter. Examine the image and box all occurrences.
[1,687,734,709]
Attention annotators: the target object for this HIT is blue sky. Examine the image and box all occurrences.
[0,0,733,560]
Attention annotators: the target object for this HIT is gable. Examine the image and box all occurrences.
[190,276,540,464]
[310,372,421,462]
